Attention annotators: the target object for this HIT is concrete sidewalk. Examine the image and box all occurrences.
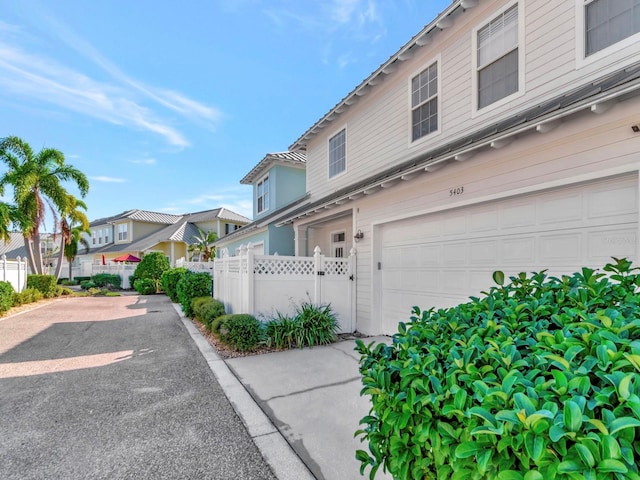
[176,302,391,480]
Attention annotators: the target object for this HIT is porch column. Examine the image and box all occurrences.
[294,225,307,257]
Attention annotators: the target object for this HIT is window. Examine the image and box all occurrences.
[329,129,346,178]
[331,231,346,258]
[92,231,96,245]
[257,175,269,214]
[118,223,128,241]
[477,4,519,109]
[584,0,640,56]
[411,63,438,141]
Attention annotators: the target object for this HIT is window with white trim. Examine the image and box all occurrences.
[331,231,346,258]
[92,231,97,245]
[411,62,438,141]
[117,223,128,241]
[477,4,519,109]
[584,0,640,56]
[257,175,269,214]
[328,129,346,178]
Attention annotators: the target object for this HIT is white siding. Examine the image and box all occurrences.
[303,0,640,202]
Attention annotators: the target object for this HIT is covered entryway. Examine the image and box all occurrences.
[377,174,638,334]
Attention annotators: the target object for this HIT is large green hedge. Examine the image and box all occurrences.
[0,281,14,313]
[176,271,211,318]
[356,258,640,480]
[160,267,188,303]
[132,252,169,292]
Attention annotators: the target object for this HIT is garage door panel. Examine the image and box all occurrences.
[443,213,467,236]
[420,245,441,265]
[588,183,637,218]
[501,237,536,263]
[539,233,583,264]
[470,209,499,232]
[443,243,466,264]
[587,228,637,260]
[380,174,638,334]
[502,202,536,229]
[539,193,583,225]
[470,240,499,264]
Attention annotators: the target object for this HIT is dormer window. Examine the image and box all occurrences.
[257,175,269,214]
[118,223,128,241]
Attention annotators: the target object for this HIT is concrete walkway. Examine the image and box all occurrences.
[0,295,276,480]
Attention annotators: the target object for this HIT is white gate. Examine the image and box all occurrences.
[214,246,356,333]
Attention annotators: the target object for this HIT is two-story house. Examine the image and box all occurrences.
[272,0,640,335]
[77,208,250,271]
[215,151,307,256]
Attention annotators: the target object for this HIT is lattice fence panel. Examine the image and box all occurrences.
[323,258,350,275]
[254,258,315,275]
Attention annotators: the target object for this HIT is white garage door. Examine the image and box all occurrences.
[379,174,638,334]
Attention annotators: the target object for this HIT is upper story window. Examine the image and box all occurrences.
[329,129,346,178]
[257,175,269,214]
[117,223,128,241]
[411,62,438,142]
[92,231,97,245]
[477,4,519,109]
[584,0,640,56]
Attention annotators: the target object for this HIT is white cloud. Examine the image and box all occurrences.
[0,8,223,146]
[129,158,157,165]
[90,176,126,183]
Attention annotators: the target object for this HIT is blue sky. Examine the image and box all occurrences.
[0,0,450,227]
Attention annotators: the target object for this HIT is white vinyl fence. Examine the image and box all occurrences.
[175,258,215,275]
[214,246,356,333]
[91,264,138,289]
[0,255,27,293]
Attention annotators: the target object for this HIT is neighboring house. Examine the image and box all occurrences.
[0,232,58,273]
[270,0,640,335]
[215,151,307,256]
[76,208,250,271]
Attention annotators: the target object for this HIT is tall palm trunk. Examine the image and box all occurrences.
[54,235,65,279]
[68,259,73,281]
[22,234,38,274]
[32,231,44,274]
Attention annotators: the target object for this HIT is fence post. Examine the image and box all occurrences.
[349,248,357,333]
[246,243,255,314]
[239,245,248,312]
[0,253,7,283]
[313,246,323,304]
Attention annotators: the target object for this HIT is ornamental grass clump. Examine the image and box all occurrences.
[356,258,640,480]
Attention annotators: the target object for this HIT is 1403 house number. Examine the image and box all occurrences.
[450,186,464,196]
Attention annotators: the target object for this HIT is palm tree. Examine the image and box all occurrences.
[63,224,91,281]
[188,228,218,261]
[54,194,90,280]
[0,201,23,244]
[0,136,89,274]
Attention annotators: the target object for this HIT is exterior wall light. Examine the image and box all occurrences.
[354,229,364,242]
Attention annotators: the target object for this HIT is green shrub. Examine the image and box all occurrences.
[0,281,14,313]
[355,258,640,480]
[160,267,188,303]
[133,252,170,293]
[223,314,262,352]
[74,276,91,283]
[91,273,122,289]
[211,315,229,335]
[134,278,156,295]
[293,301,338,347]
[264,313,297,349]
[199,299,226,331]
[12,287,43,306]
[191,296,225,329]
[26,274,58,298]
[176,271,211,318]
[80,280,96,290]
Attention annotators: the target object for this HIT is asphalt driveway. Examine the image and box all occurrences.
[0,295,276,480]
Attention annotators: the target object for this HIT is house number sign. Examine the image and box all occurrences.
[449,186,464,197]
